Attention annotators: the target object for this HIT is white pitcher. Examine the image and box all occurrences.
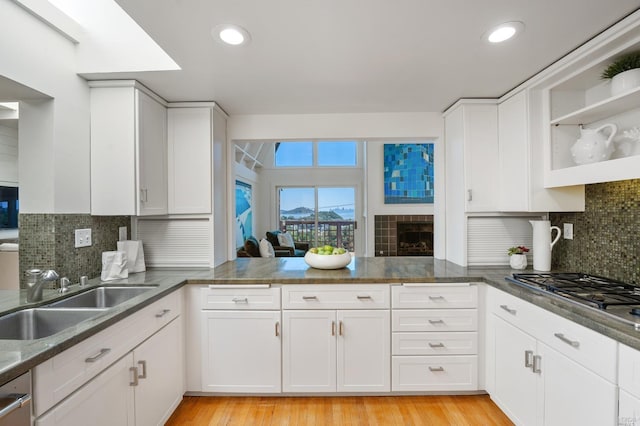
[530,220,561,272]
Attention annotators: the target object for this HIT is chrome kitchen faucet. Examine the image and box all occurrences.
[25,269,59,302]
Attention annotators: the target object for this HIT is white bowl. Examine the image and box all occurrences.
[304,252,352,269]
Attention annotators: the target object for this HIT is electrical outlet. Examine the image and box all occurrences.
[563,223,574,240]
[119,226,128,241]
[75,228,92,248]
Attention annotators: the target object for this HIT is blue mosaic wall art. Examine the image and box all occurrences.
[383,143,434,204]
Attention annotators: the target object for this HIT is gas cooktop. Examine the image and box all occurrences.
[507,272,640,330]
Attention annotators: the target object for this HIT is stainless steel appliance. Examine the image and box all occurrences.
[0,371,31,426]
[507,273,640,330]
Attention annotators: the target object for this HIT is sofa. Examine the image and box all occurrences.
[236,236,290,258]
[265,230,309,257]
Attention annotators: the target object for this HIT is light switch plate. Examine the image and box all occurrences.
[563,223,574,240]
[119,226,127,241]
[75,228,92,248]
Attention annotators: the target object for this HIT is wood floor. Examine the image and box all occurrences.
[166,395,514,425]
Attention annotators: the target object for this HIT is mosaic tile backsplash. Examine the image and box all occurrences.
[19,214,130,288]
[550,179,640,285]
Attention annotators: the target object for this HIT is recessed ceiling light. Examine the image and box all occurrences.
[212,24,251,46]
[485,21,524,43]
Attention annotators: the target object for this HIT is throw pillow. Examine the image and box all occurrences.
[277,232,295,248]
[259,238,275,257]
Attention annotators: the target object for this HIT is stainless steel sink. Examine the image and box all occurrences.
[0,308,107,340]
[46,286,157,309]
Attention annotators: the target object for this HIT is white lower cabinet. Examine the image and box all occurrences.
[201,310,281,393]
[198,285,282,393]
[488,286,618,426]
[619,343,640,425]
[391,283,479,392]
[35,354,135,426]
[282,309,390,392]
[36,317,182,426]
[33,290,184,426]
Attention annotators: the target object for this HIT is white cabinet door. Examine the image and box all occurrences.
[35,354,135,426]
[337,310,390,392]
[202,310,281,393]
[498,90,529,212]
[619,390,640,426]
[283,310,336,392]
[167,107,212,214]
[136,90,168,216]
[134,318,183,426]
[538,342,617,426]
[492,316,539,426]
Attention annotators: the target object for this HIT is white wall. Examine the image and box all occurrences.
[228,112,445,258]
[0,1,91,213]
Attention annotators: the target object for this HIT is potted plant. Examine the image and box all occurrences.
[507,246,529,270]
[601,51,640,96]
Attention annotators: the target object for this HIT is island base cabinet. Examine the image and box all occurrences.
[283,310,390,393]
[35,354,135,426]
[201,310,281,393]
[619,390,640,425]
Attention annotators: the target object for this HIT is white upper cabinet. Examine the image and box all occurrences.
[167,107,213,214]
[536,12,640,187]
[444,100,499,213]
[498,90,584,212]
[90,81,168,216]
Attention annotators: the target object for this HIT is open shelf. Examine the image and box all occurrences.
[551,86,640,125]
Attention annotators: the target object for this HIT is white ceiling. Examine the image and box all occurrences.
[98,0,640,115]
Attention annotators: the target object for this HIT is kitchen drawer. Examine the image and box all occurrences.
[282,284,389,310]
[538,308,617,382]
[488,286,542,335]
[392,283,477,309]
[33,289,182,417]
[392,332,478,356]
[201,286,281,310]
[392,355,478,391]
[620,344,640,399]
[392,309,477,332]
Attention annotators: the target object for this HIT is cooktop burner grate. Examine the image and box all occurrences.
[508,273,640,309]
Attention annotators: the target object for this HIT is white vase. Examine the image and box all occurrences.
[509,254,527,270]
[611,69,640,96]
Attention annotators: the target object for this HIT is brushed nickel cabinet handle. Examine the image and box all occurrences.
[155,309,171,318]
[500,305,517,315]
[533,355,542,374]
[429,342,445,348]
[137,360,147,379]
[429,366,445,372]
[524,350,534,369]
[428,319,445,324]
[302,295,318,301]
[85,348,111,363]
[357,295,373,300]
[429,295,445,300]
[339,321,344,336]
[232,297,248,303]
[331,321,336,336]
[275,321,280,337]
[554,333,580,348]
[130,367,139,386]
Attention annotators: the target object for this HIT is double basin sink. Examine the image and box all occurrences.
[0,286,158,340]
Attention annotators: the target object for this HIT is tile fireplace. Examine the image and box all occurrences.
[374,215,434,257]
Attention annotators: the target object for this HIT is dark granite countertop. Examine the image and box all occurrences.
[1,257,638,386]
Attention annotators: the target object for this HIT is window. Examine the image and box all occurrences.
[274,141,312,167]
[274,141,357,167]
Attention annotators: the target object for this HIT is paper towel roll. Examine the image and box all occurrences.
[101,251,128,281]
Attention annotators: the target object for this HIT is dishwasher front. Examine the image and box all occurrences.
[0,371,31,426]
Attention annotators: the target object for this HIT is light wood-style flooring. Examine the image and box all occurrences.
[166,395,514,425]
